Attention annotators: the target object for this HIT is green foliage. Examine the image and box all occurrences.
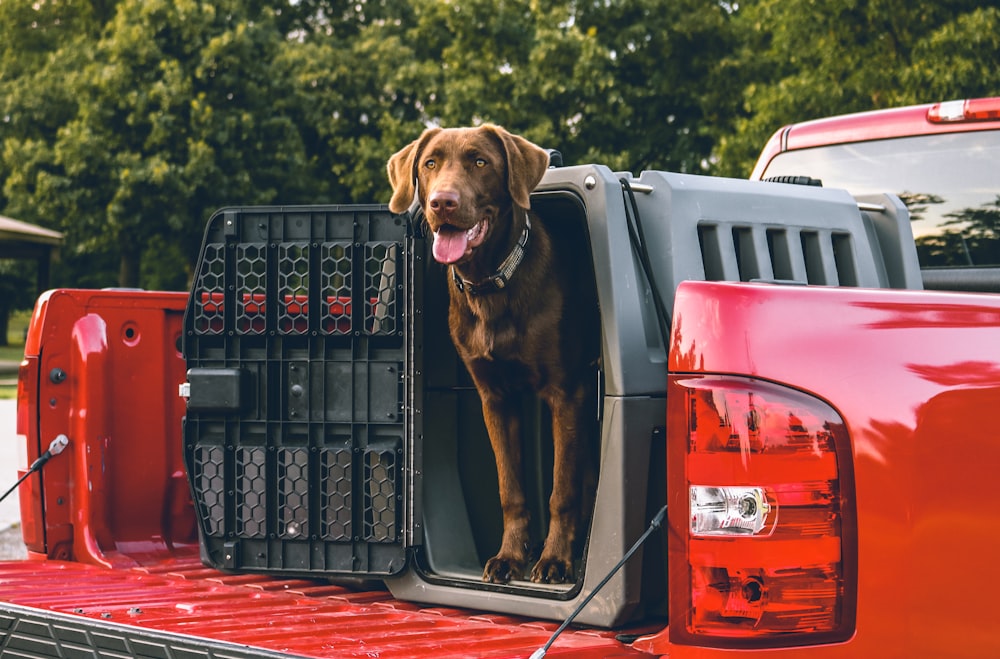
[2,0,313,288]
[395,0,736,174]
[0,0,997,295]
[713,0,1000,177]
[900,7,1000,102]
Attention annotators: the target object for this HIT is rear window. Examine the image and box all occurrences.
[760,131,1000,268]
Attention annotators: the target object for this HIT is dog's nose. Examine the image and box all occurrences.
[429,190,460,216]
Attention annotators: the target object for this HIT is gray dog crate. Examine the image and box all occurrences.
[181,166,919,627]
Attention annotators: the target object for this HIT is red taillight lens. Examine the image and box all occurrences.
[668,375,857,648]
[16,357,34,438]
[928,97,1000,123]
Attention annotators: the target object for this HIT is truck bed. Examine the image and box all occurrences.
[5,287,657,657]
[0,552,656,657]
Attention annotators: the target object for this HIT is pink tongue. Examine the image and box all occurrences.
[433,226,469,264]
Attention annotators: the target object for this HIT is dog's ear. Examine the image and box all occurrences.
[387,127,442,213]
[482,125,550,210]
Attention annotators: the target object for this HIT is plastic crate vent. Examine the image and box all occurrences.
[698,222,860,286]
[182,206,412,577]
[193,238,401,336]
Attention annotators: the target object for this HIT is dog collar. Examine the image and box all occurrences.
[451,214,531,296]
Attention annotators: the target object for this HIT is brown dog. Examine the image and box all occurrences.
[387,125,598,584]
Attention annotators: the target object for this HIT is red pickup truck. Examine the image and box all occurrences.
[3,97,999,658]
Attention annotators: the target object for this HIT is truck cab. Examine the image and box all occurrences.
[751,96,1000,289]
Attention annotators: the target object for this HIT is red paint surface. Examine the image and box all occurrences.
[0,557,652,658]
[644,281,1000,658]
[18,289,195,567]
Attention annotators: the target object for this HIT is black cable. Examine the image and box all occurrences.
[0,435,69,504]
[529,504,667,658]
[620,179,672,348]
[0,471,34,505]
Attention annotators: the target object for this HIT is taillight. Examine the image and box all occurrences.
[16,357,35,438]
[668,375,857,648]
[928,97,1000,123]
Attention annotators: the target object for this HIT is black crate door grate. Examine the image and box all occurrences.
[182,206,413,577]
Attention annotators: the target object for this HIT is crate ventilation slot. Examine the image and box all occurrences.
[698,222,859,286]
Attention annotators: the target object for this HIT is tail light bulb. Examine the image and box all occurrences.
[690,485,773,536]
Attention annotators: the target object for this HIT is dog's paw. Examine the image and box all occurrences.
[483,556,524,584]
[530,557,574,584]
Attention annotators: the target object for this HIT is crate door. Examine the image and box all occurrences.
[181,205,417,577]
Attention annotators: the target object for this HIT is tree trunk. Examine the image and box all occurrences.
[119,246,141,288]
[0,302,10,347]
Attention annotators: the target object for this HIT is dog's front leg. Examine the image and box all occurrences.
[479,392,530,584]
[531,387,588,584]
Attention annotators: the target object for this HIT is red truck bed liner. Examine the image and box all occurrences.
[0,554,655,658]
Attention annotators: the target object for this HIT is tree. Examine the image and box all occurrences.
[900,6,1000,102]
[2,0,318,289]
[406,0,736,174]
[916,195,1000,267]
[278,0,437,204]
[2,0,998,297]
[297,0,739,203]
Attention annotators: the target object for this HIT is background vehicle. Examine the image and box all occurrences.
[3,98,999,658]
[752,96,1000,289]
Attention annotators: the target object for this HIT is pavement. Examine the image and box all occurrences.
[0,397,28,559]
[1,353,28,559]
[0,359,21,530]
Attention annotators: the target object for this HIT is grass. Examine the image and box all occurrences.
[0,309,30,400]
[0,344,24,361]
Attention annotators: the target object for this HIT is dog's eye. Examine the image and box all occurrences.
[475,158,487,168]
[424,159,436,170]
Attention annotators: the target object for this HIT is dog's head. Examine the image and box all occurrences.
[386,124,549,265]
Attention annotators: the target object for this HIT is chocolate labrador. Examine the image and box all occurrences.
[387,125,599,584]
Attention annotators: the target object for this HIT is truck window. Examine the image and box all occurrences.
[759,131,1000,268]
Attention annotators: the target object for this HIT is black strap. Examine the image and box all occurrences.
[452,214,531,296]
